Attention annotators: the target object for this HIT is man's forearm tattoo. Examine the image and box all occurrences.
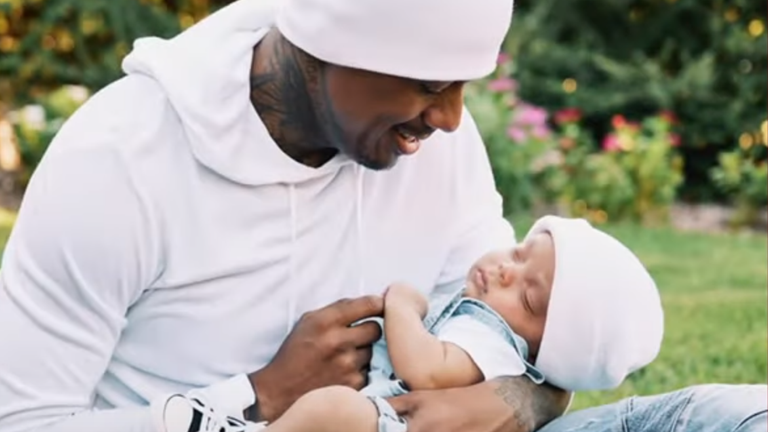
[494,377,569,432]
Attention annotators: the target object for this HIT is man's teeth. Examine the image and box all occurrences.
[397,130,419,143]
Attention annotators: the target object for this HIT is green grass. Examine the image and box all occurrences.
[0,212,764,410]
[511,217,768,410]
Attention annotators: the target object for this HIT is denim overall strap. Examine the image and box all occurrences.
[422,288,467,331]
[424,288,546,384]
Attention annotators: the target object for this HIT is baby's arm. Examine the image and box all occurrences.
[384,283,484,391]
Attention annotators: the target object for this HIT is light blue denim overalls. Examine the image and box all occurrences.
[359,287,545,432]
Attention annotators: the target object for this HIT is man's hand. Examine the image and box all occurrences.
[247,295,384,422]
[387,377,571,432]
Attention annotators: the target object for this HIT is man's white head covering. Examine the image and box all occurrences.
[524,216,664,391]
[275,0,515,81]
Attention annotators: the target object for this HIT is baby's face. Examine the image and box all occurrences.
[464,232,555,360]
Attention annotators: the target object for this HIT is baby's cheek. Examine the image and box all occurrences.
[532,320,546,345]
[494,301,526,332]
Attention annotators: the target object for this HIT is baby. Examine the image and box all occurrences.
[252,215,665,432]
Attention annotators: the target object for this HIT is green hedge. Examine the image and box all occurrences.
[506,0,767,201]
[0,0,230,104]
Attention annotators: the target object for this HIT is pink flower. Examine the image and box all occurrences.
[515,104,548,126]
[507,126,527,142]
[554,108,582,125]
[487,77,517,93]
[669,133,681,147]
[497,52,511,65]
[532,125,551,140]
[602,134,621,152]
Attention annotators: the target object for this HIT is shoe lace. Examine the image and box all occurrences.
[187,394,253,432]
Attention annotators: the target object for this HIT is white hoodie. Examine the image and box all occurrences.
[0,1,514,431]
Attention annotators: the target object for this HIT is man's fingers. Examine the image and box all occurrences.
[386,393,417,418]
[353,346,373,370]
[346,320,383,347]
[329,295,384,325]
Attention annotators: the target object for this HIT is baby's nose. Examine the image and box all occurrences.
[498,262,519,287]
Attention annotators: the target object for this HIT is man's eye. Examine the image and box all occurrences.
[420,83,441,95]
[419,81,453,95]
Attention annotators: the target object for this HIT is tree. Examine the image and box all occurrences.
[0,0,230,104]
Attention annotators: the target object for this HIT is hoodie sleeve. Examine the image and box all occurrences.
[0,145,162,432]
[434,108,516,293]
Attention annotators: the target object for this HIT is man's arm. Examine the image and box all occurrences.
[384,284,483,391]
[492,377,572,432]
[387,376,571,432]
[0,142,162,432]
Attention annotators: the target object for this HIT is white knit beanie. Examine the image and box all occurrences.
[275,0,515,81]
[524,216,664,391]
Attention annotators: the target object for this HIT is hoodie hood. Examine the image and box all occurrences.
[122,0,366,336]
[121,0,353,187]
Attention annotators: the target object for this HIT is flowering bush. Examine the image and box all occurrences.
[606,113,685,224]
[464,55,562,215]
[541,109,635,224]
[710,146,768,228]
[466,54,685,224]
[548,111,685,225]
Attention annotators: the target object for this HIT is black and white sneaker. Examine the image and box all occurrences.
[153,393,266,432]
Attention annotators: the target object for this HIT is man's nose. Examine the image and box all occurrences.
[422,83,465,133]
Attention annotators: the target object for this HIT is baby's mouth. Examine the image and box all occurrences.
[473,268,488,294]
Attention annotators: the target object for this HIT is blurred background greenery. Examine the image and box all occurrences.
[1,0,766,225]
[0,0,765,411]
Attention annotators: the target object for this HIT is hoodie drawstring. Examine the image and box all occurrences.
[355,165,366,298]
[284,167,366,335]
[286,184,298,335]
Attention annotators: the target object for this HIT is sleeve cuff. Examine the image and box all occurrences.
[192,373,256,416]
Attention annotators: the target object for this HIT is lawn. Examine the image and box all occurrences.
[0,212,765,411]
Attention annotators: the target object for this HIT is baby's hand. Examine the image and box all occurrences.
[384,283,429,319]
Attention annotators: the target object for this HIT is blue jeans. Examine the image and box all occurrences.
[539,384,767,432]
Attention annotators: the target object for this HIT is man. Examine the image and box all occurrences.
[0,0,765,432]
[0,0,567,430]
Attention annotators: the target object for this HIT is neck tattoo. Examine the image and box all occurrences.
[249,32,338,167]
